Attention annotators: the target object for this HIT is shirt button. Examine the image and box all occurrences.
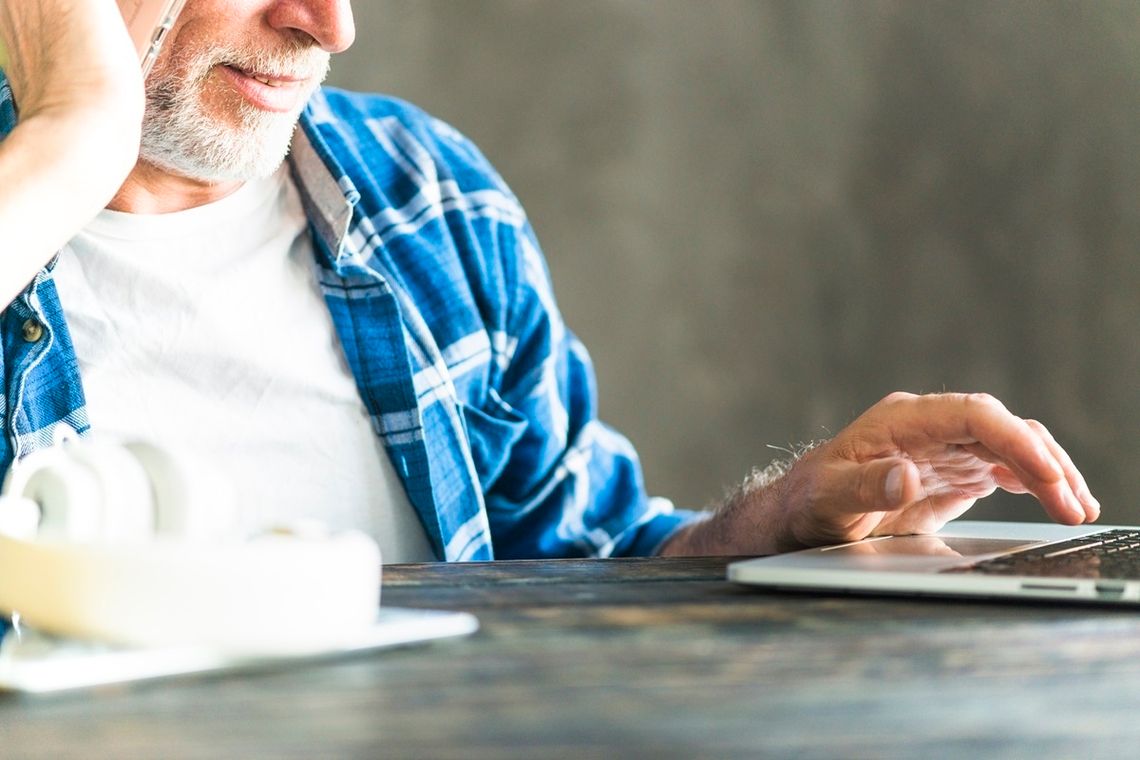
[21,319,44,343]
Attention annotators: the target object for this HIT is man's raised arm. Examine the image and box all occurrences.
[0,0,144,307]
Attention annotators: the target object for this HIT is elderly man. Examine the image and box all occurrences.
[0,0,1099,562]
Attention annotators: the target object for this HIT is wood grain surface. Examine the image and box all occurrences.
[2,556,1138,759]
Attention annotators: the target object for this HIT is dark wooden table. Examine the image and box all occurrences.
[2,556,1139,758]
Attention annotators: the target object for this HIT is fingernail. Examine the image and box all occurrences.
[885,464,905,504]
[1085,490,1101,519]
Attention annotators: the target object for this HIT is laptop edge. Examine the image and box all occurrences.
[728,521,1140,605]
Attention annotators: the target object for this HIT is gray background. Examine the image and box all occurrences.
[328,0,1140,523]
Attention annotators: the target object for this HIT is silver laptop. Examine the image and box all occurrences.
[728,520,1140,605]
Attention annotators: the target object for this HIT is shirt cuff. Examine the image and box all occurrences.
[629,506,706,557]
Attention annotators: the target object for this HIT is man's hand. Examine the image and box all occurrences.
[661,392,1100,556]
[0,0,142,122]
[0,0,144,305]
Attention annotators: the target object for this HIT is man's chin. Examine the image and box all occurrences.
[138,117,299,185]
[140,152,288,186]
[138,145,290,185]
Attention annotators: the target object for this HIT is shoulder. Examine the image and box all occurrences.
[303,86,514,200]
[299,88,540,373]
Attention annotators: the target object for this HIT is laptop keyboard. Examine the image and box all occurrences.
[946,529,1140,580]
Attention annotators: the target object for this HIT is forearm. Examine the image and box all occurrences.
[0,0,145,308]
[0,110,137,306]
[658,466,801,557]
[657,440,835,557]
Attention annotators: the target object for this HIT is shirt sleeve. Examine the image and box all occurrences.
[423,123,703,558]
[481,219,703,558]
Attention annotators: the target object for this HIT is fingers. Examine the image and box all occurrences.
[880,393,1061,486]
[822,456,922,515]
[959,424,1097,525]
[1025,419,1100,523]
[0,0,144,116]
[797,454,959,542]
[865,393,1097,526]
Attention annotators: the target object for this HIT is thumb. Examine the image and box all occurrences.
[846,457,919,511]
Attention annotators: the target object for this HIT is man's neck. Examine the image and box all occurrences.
[107,158,244,214]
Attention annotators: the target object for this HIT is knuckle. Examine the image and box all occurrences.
[1025,418,1057,442]
[965,392,1004,412]
[881,391,915,406]
[857,466,884,506]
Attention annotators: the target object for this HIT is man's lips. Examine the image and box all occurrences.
[227,65,308,86]
[218,64,312,112]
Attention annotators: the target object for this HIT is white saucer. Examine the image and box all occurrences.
[0,607,478,694]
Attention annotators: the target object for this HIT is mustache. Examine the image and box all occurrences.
[170,40,331,83]
[217,46,332,82]
[146,40,331,113]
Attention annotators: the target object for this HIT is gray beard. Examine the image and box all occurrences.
[139,48,327,183]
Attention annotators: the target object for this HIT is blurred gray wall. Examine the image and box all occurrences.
[328,0,1140,523]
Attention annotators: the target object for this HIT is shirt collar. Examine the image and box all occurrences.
[289,93,361,266]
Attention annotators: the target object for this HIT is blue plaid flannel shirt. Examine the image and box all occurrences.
[0,75,699,560]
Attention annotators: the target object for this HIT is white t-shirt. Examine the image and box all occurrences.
[52,167,436,563]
